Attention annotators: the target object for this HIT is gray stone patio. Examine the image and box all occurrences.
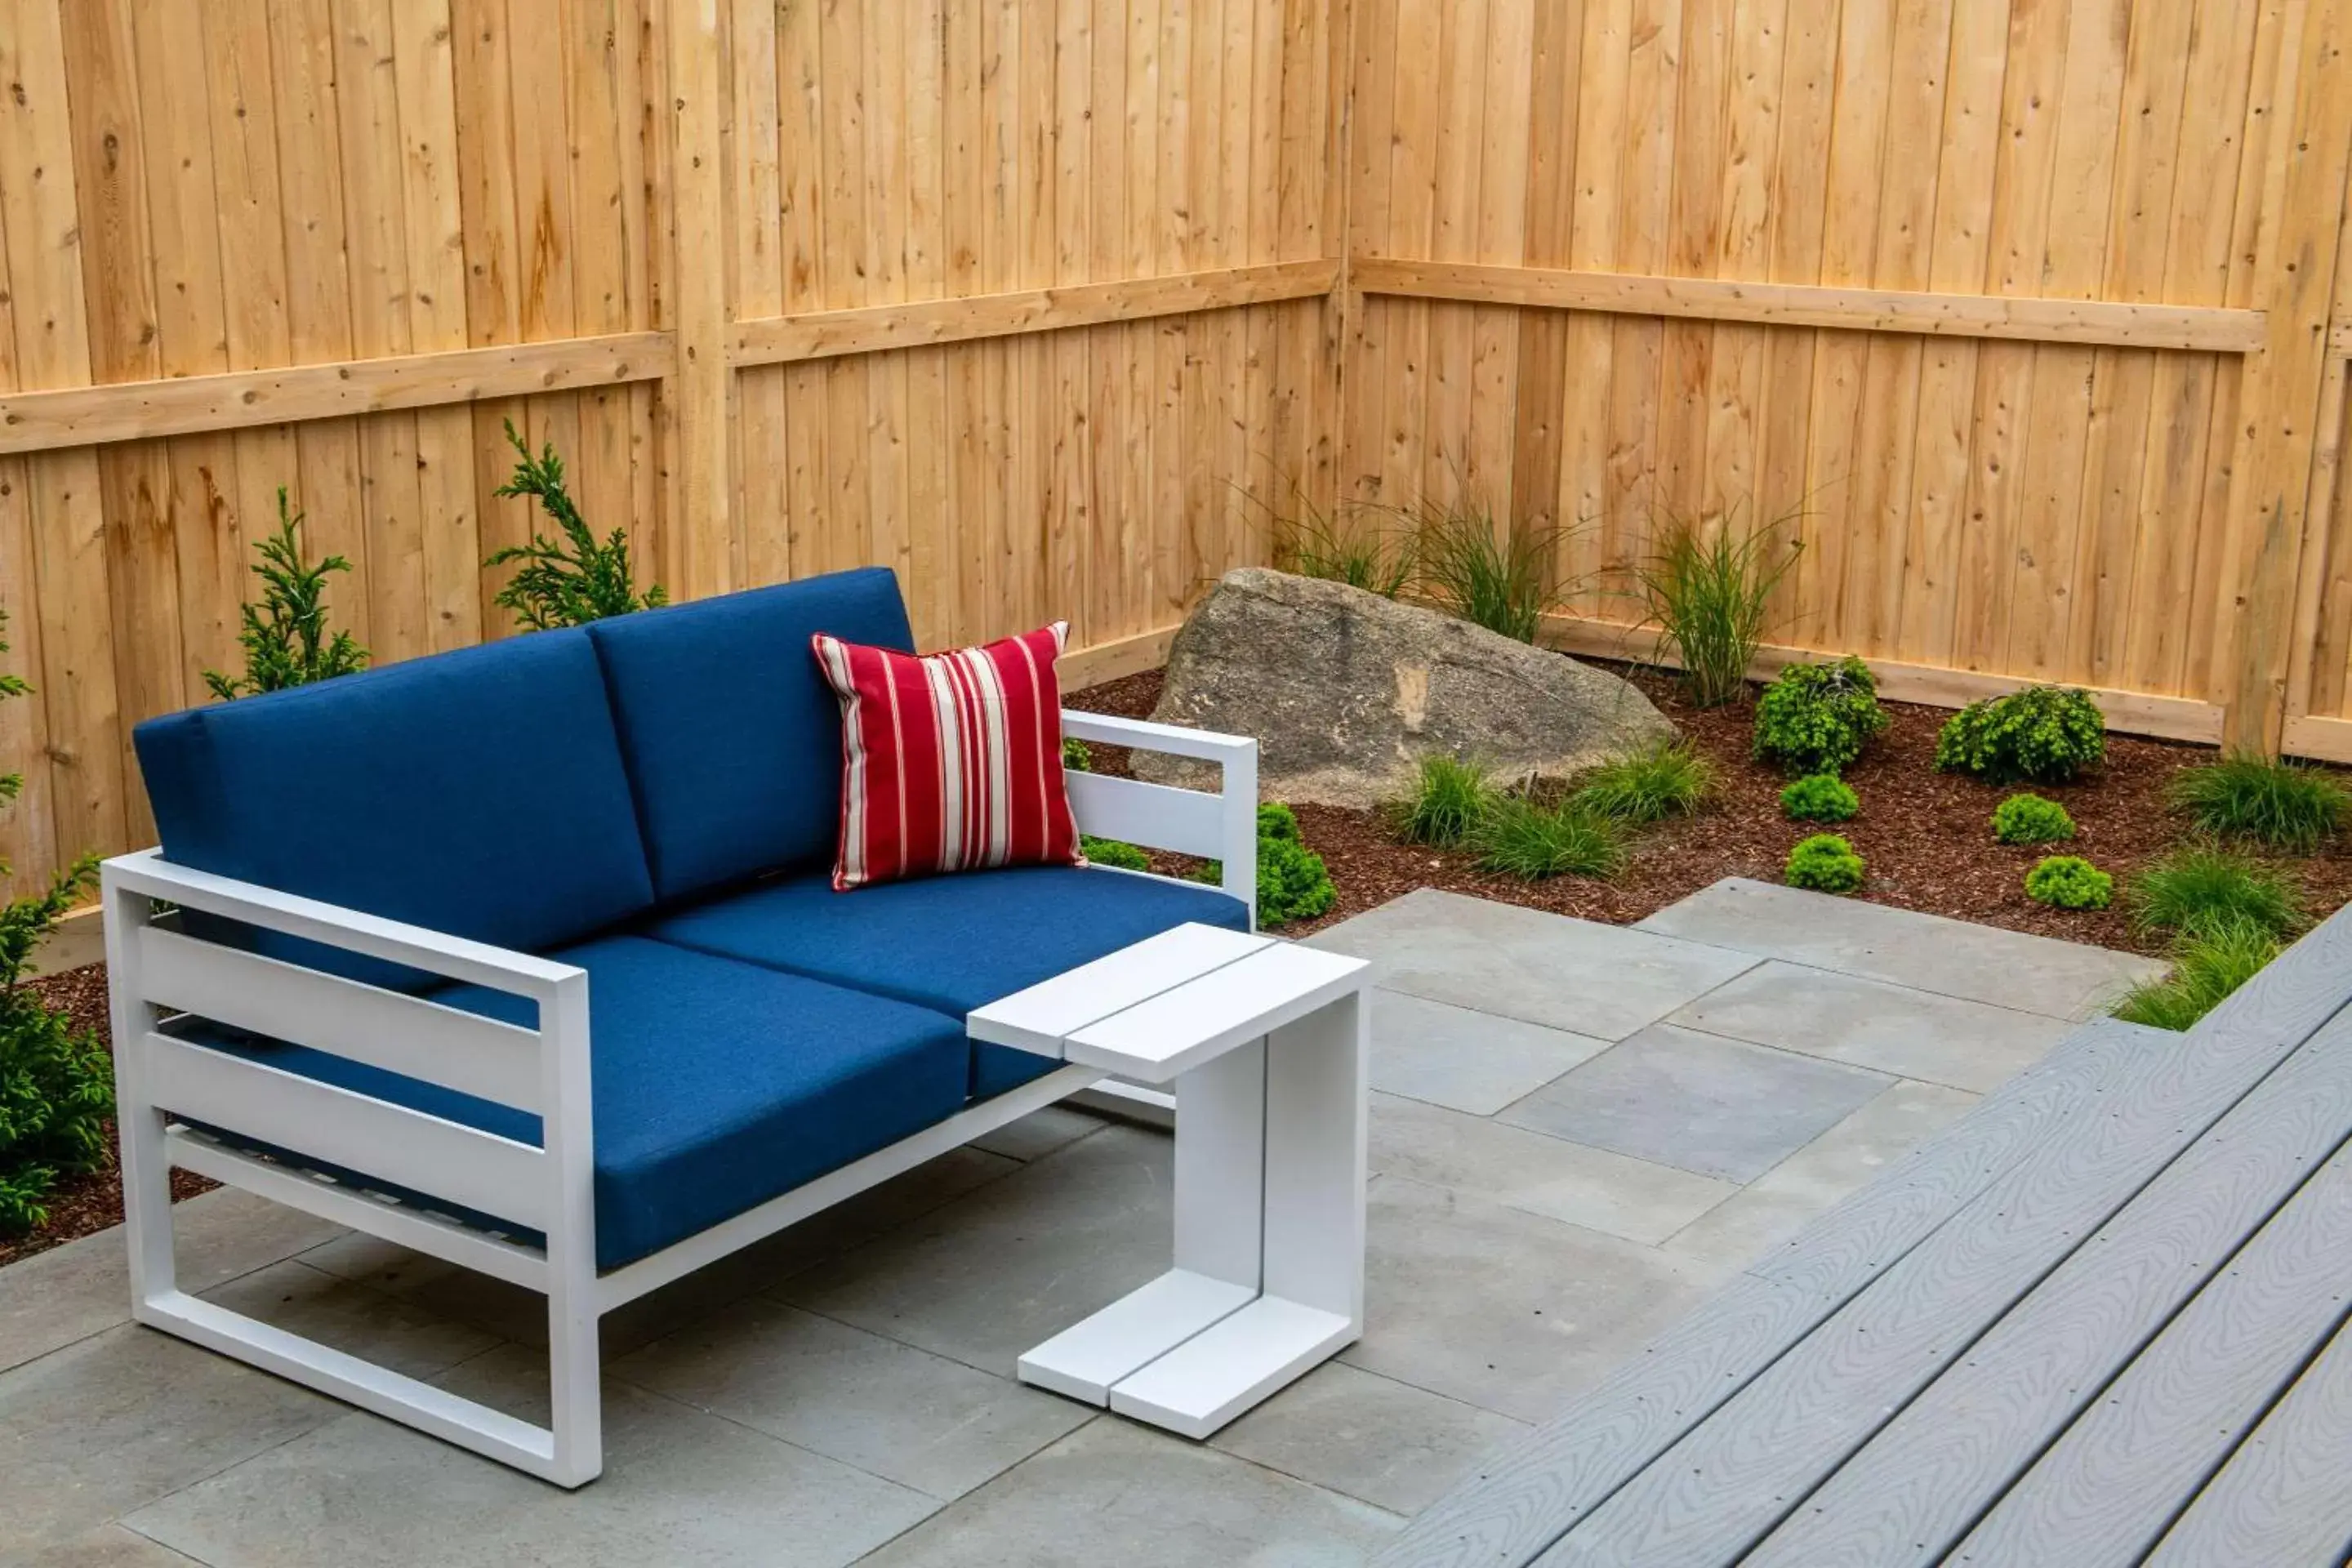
[0,879,2162,1568]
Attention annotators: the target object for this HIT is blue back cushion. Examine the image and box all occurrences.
[134,629,656,982]
[586,568,915,902]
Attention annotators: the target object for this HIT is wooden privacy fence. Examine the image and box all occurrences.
[7,0,2352,895]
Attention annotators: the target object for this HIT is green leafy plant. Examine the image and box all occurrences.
[1062,737,1094,773]
[1935,685,2106,784]
[1081,836,1151,872]
[1780,773,1859,823]
[2166,753,2350,853]
[1,619,114,1236]
[2125,844,2305,942]
[1256,483,1414,599]
[1785,833,1865,893]
[202,491,370,701]
[1384,753,1493,849]
[1570,740,1717,826]
[1631,506,1801,708]
[1992,793,2076,846]
[1753,657,1890,776]
[1197,804,1336,928]
[1472,797,1627,881]
[1399,499,1560,643]
[2025,855,2113,911]
[488,421,669,630]
[2113,915,2283,1031]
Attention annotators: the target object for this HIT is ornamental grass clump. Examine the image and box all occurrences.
[2025,855,2113,911]
[1780,774,1859,823]
[1262,485,1415,599]
[1385,753,1494,849]
[2124,844,2305,942]
[1198,804,1336,928]
[2113,916,2283,1032]
[1785,833,1865,893]
[1631,507,1800,708]
[203,490,369,700]
[2166,753,2351,854]
[1753,657,1890,776]
[1403,500,1560,644]
[1472,796,1627,881]
[1935,684,2106,784]
[1992,793,2076,846]
[1570,740,1717,826]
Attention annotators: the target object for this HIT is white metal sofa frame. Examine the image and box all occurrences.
[100,710,1256,1489]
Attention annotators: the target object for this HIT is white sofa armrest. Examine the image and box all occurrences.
[1060,711,1260,925]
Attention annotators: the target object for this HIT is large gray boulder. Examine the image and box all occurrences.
[1138,568,1675,808]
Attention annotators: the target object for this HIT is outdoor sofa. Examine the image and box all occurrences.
[98,567,1259,1486]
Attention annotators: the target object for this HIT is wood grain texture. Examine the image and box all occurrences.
[1374,1017,2156,1568]
[1953,1141,2352,1567]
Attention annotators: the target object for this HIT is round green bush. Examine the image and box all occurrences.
[1935,685,2106,783]
[1080,835,1150,872]
[1753,657,1890,776]
[1785,833,1865,894]
[1780,773,1859,823]
[2025,855,2113,911]
[1991,792,2076,845]
[1062,736,1094,772]
[1197,803,1337,928]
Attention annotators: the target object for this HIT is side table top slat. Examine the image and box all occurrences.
[1066,944,1371,1083]
[967,924,1274,1058]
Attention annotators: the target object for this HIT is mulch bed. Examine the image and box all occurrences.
[1066,662,2352,956]
[11,657,2347,1267]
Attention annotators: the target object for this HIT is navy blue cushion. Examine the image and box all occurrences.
[172,936,970,1271]
[644,866,1252,1099]
[134,630,655,989]
[586,569,915,902]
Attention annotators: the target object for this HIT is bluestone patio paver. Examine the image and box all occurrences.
[1339,1175,1720,1423]
[1499,1023,1893,1183]
[967,1103,1111,1163]
[1370,1090,1738,1245]
[200,1258,498,1381]
[0,1524,207,1567]
[124,1345,939,1568]
[614,1297,1091,1500]
[1207,1361,1528,1517]
[1307,888,1758,1039]
[1635,876,2165,1017]
[1369,989,1612,1115]
[1660,1078,1981,1272]
[0,1325,341,1552]
[1668,959,2077,1092]
[850,1416,1400,1568]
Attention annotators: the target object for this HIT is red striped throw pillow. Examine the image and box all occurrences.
[811,622,1085,890]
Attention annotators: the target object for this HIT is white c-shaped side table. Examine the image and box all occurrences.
[967,923,1371,1439]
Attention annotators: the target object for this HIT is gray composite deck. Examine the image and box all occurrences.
[1378,906,2352,1568]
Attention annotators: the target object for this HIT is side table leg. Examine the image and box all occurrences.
[1109,989,1369,1437]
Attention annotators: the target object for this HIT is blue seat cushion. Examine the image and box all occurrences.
[586,569,915,902]
[644,866,1253,1099]
[133,629,655,991]
[169,936,969,1271]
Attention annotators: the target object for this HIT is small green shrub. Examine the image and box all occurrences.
[1,608,25,804]
[1198,804,1337,928]
[1785,833,1865,893]
[2167,753,2350,853]
[1632,506,1801,708]
[1385,754,1493,848]
[2126,844,2305,942]
[2025,855,2113,911]
[1401,500,1560,644]
[1472,797,1627,880]
[1935,685,2106,784]
[488,421,668,629]
[2113,916,2283,1031]
[1992,793,2076,846]
[1080,836,1150,872]
[1062,737,1093,772]
[1780,774,1859,823]
[203,490,369,700]
[1753,657,1890,776]
[1570,740,1717,826]
[0,858,114,1236]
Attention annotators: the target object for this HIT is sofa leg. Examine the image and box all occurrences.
[545,1266,604,1487]
[105,877,177,1315]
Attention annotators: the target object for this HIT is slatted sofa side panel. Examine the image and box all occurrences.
[1525,908,2352,1568]
[1367,1016,2150,1568]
